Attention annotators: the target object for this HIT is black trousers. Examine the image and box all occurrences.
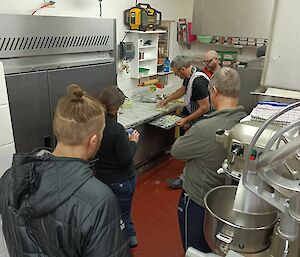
[177,190,211,253]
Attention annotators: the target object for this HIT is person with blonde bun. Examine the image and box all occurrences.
[0,84,131,257]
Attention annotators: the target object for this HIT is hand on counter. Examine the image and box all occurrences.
[129,130,140,143]
[157,99,168,107]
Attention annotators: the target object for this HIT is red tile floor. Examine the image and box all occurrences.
[131,157,185,257]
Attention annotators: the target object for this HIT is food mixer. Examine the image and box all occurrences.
[185,101,300,257]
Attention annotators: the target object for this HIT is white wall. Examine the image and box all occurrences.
[262,0,300,91]
[0,62,15,257]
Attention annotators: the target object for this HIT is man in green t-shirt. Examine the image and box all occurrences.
[171,67,247,253]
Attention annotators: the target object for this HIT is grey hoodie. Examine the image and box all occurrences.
[0,149,131,257]
[171,106,247,206]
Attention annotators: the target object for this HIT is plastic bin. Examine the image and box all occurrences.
[197,35,214,43]
[139,68,150,76]
[217,51,237,67]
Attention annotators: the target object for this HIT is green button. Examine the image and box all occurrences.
[251,149,257,156]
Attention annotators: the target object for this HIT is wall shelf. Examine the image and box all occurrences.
[125,30,166,34]
[139,45,158,49]
[131,71,173,79]
[156,71,173,76]
[139,57,157,62]
[127,30,166,79]
[179,40,264,49]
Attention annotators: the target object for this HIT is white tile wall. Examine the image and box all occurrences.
[0,143,15,178]
[0,63,8,106]
[0,232,6,257]
[0,61,14,257]
[0,252,7,257]
[0,106,14,146]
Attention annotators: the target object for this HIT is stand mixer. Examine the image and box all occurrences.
[185,101,300,257]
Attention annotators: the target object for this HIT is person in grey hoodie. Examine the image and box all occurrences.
[171,67,247,253]
[0,84,131,257]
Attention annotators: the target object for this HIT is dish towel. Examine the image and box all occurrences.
[184,71,210,113]
[250,101,300,125]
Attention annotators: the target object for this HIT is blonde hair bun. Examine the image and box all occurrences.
[67,84,86,99]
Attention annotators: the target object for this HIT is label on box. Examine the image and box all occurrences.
[256,39,265,44]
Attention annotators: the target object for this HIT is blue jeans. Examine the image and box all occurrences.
[178,190,211,253]
[110,176,136,237]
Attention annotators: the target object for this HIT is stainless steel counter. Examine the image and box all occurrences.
[118,100,181,129]
[118,85,182,129]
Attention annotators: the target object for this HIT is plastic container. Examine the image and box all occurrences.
[139,67,150,76]
[187,22,197,43]
[217,51,238,67]
[163,57,171,72]
[157,64,164,73]
[197,35,214,43]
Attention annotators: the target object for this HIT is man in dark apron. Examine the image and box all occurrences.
[158,56,210,188]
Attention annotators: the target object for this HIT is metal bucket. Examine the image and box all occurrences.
[204,186,278,256]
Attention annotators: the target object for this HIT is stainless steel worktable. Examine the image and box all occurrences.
[118,100,181,129]
[118,85,182,129]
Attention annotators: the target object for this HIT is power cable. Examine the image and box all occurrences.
[121,30,131,43]
[99,0,103,17]
[32,1,55,15]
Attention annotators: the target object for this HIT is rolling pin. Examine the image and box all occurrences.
[139,79,159,87]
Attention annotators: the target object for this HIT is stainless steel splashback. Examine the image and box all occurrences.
[192,0,274,39]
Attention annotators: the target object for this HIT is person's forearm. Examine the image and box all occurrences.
[184,105,209,123]
[165,87,185,103]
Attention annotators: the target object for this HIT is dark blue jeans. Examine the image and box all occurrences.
[110,176,136,237]
[178,190,211,253]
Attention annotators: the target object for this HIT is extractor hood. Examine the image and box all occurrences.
[192,0,275,39]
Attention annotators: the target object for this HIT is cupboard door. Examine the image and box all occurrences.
[6,72,53,152]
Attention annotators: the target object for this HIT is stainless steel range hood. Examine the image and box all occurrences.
[0,14,117,152]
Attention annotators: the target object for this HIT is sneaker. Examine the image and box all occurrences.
[166,178,182,189]
[129,235,138,248]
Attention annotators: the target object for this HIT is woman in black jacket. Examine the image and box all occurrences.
[96,86,140,248]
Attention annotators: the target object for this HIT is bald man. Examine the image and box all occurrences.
[203,50,221,74]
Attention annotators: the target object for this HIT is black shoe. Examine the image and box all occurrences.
[166,178,182,189]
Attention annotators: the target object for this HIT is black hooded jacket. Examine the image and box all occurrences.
[0,149,131,257]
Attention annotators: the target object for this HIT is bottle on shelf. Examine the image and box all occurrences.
[163,57,171,72]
